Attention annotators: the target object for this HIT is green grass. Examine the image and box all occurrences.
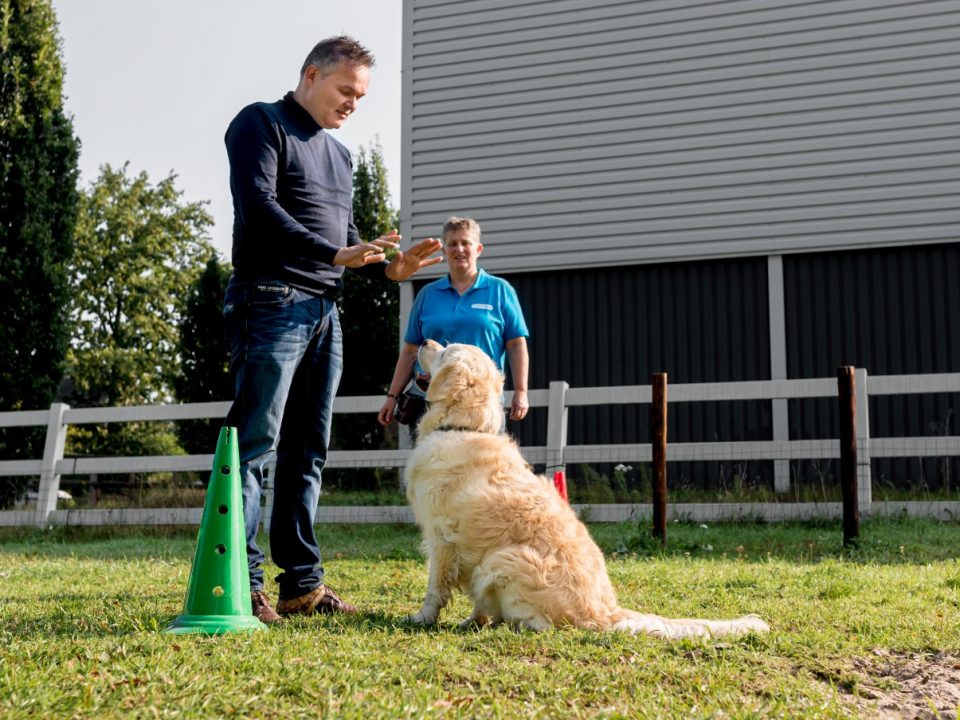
[1,519,958,718]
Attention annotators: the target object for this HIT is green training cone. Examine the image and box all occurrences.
[165,427,267,634]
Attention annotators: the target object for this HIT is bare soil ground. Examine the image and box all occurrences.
[846,649,960,719]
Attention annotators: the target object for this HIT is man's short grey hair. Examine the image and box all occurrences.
[301,36,375,76]
[442,216,481,243]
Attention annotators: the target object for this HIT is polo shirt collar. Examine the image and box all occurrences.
[439,268,489,293]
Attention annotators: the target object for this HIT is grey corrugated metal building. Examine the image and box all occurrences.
[400,0,960,491]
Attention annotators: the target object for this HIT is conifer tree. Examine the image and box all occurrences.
[0,0,80,507]
[332,141,401,491]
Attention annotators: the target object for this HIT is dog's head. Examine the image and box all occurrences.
[416,339,504,437]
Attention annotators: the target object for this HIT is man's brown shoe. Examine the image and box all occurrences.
[251,590,281,624]
[277,585,358,616]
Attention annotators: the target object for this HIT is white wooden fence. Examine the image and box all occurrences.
[2,371,959,528]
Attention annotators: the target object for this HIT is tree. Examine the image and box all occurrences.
[175,253,233,454]
[64,164,214,458]
[340,140,400,396]
[0,0,80,507]
[330,141,401,491]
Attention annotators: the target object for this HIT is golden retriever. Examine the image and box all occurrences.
[403,339,769,639]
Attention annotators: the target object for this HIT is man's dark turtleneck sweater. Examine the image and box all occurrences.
[225,91,386,298]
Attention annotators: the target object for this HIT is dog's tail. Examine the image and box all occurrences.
[608,608,769,639]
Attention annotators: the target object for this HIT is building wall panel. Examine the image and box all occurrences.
[403,0,960,274]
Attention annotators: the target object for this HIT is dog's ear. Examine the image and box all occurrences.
[425,363,459,402]
[426,347,503,406]
[440,363,473,397]
[428,360,485,404]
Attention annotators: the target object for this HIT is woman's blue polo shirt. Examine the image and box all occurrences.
[404,269,529,372]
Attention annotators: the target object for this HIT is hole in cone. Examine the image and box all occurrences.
[218,504,228,515]
[220,465,230,475]
[215,544,226,555]
[212,586,224,597]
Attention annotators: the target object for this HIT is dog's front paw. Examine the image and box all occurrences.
[404,610,438,626]
[457,614,492,630]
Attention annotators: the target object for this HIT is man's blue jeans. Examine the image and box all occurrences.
[223,277,343,599]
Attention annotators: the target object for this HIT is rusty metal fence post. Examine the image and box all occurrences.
[651,373,668,545]
[838,366,860,545]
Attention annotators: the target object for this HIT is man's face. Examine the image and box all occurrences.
[298,62,370,129]
[443,229,482,274]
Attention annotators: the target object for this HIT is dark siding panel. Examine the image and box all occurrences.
[784,242,960,490]
[784,242,960,375]
[499,257,772,461]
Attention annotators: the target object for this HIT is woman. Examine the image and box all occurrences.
[378,216,530,429]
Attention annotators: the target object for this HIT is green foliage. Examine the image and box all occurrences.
[349,139,398,254]
[0,0,80,507]
[64,164,214,458]
[0,0,66,123]
[174,254,233,454]
[569,463,647,504]
[571,463,617,504]
[340,139,400,398]
[332,140,401,490]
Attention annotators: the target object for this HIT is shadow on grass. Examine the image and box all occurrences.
[2,518,957,565]
[273,609,434,635]
[0,525,199,560]
[593,517,960,565]
[1,595,185,641]
[0,524,425,562]
[280,610,535,637]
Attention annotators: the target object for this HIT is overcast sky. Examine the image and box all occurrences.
[51,0,403,259]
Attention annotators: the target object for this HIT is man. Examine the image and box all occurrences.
[223,36,442,624]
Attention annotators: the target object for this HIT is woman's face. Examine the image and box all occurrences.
[443,229,482,274]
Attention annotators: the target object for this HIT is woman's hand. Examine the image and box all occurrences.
[378,395,398,426]
[510,389,529,421]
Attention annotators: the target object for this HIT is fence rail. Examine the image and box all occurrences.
[2,371,959,528]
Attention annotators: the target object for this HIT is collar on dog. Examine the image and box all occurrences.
[435,424,475,433]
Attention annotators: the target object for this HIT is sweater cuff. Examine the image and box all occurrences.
[348,260,390,282]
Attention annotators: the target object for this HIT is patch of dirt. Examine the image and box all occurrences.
[847,649,960,719]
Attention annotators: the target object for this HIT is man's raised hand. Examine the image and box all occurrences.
[385,236,444,281]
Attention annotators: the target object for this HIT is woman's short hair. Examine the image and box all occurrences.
[442,216,481,243]
[301,36,375,76]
